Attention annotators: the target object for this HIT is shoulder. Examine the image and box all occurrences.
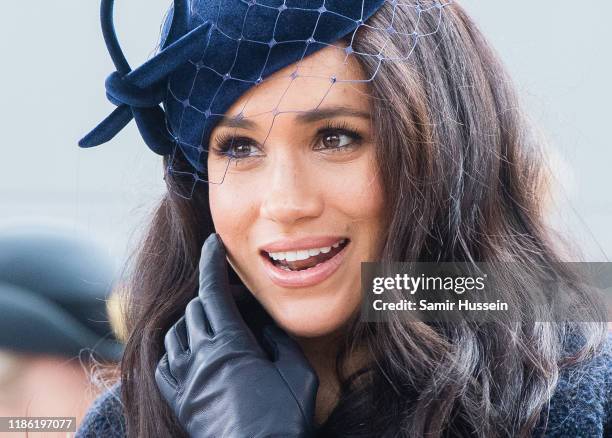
[539,330,612,437]
[76,382,126,438]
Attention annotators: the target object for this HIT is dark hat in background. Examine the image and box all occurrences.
[0,225,123,362]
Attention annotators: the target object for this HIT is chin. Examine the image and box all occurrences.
[267,298,358,339]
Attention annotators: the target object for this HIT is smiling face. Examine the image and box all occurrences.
[207,44,386,338]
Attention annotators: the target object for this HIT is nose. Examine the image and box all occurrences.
[259,150,324,226]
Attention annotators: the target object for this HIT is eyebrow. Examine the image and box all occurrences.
[216,105,371,130]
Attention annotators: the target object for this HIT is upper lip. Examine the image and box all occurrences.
[259,236,348,253]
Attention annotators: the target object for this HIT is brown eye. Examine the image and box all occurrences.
[212,134,263,160]
[231,143,253,158]
[319,131,354,150]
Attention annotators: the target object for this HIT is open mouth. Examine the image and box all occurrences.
[261,238,350,272]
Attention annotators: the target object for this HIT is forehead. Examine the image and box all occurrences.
[222,44,370,119]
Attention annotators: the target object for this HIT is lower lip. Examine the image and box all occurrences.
[260,242,350,288]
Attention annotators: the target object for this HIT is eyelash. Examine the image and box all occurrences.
[211,120,364,160]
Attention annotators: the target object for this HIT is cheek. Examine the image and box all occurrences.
[208,185,258,265]
[323,152,386,237]
[209,181,262,228]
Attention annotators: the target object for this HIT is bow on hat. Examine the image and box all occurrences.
[79,0,210,155]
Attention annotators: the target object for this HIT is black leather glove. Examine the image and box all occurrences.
[155,233,319,438]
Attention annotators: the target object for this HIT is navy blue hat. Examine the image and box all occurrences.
[79,0,386,174]
[0,226,123,362]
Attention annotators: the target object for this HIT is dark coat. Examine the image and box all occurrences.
[76,331,612,437]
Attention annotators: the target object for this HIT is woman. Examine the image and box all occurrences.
[77,0,611,437]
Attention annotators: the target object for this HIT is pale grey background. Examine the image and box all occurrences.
[0,1,610,277]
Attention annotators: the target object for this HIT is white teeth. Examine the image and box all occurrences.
[284,250,310,262]
[267,238,346,261]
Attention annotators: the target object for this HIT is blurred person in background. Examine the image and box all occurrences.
[0,225,123,431]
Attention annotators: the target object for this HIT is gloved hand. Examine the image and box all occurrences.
[155,233,319,438]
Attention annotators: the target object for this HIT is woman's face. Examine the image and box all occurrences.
[208,45,385,338]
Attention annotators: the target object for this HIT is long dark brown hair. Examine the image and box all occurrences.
[117,2,608,437]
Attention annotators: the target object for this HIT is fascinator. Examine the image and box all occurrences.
[80,0,449,184]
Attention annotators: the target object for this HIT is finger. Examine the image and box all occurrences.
[198,233,246,334]
[155,353,178,403]
[184,296,213,345]
[163,317,190,379]
[174,315,189,351]
[164,316,188,356]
